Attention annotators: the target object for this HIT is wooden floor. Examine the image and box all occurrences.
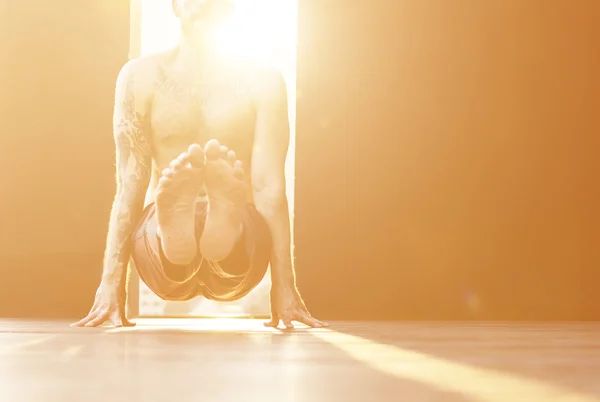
[1,319,599,402]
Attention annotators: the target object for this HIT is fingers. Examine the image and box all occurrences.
[70,306,103,327]
[121,318,137,327]
[72,312,134,329]
[264,311,328,330]
[112,316,125,328]
[84,312,109,327]
[295,313,328,328]
[70,313,95,327]
[281,318,295,330]
[112,314,137,328]
[264,316,280,328]
[71,309,109,328]
[116,304,136,328]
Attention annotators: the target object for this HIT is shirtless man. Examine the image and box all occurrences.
[72,0,326,329]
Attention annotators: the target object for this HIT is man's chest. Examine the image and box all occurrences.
[149,71,256,145]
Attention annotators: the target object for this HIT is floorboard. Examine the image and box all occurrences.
[1,319,598,402]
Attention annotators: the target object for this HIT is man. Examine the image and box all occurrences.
[72,0,326,329]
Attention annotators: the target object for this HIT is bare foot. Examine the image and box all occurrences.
[200,139,247,261]
[155,144,205,265]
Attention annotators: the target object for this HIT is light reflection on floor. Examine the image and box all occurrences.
[314,329,600,402]
[0,319,599,402]
[107,318,284,333]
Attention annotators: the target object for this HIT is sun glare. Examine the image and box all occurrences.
[214,2,297,64]
[136,0,298,317]
[140,1,297,66]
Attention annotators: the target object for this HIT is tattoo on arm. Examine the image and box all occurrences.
[102,70,153,284]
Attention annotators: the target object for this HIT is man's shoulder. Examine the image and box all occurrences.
[244,63,287,102]
[117,49,175,91]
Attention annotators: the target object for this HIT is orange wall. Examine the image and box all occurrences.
[0,1,129,318]
[295,1,600,320]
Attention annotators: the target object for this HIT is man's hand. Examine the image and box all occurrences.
[265,285,328,329]
[71,281,135,328]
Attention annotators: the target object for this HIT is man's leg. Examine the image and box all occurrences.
[131,136,266,301]
[155,143,205,265]
[130,201,270,303]
[155,139,248,264]
[199,139,248,261]
[199,202,271,302]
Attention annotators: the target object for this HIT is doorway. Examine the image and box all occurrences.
[132,0,298,317]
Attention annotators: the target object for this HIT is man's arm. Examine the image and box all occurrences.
[251,69,293,287]
[72,60,152,327]
[251,68,326,328]
[102,61,153,286]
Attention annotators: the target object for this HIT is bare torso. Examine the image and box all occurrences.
[143,50,258,206]
[73,40,326,330]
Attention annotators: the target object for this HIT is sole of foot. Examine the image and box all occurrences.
[199,139,247,261]
[155,143,205,265]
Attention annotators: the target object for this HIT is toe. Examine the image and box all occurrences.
[158,175,172,188]
[219,145,229,160]
[177,152,188,163]
[170,158,183,170]
[232,160,245,179]
[161,168,174,178]
[204,139,221,160]
[187,144,205,167]
[227,150,236,165]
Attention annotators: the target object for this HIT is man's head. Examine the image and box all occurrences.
[173,0,234,46]
[172,0,234,26]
